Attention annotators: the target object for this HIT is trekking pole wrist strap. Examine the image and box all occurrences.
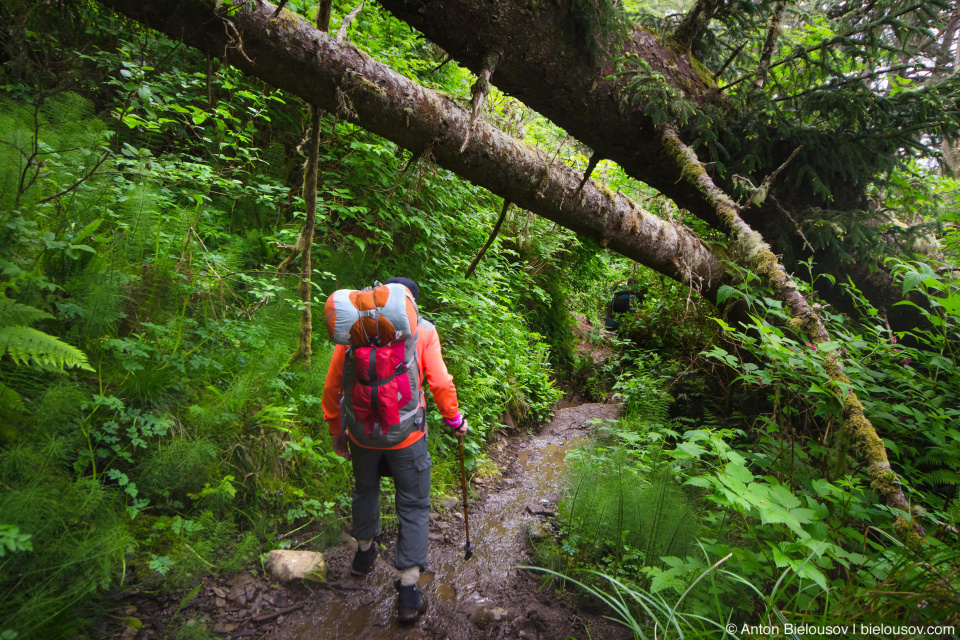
[444,412,464,429]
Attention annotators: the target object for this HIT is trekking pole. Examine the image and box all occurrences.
[457,434,473,560]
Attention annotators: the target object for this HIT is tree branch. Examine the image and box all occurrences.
[460,50,499,153]
[336,1,365,41]
[573,153,601,198]
[34,152,111,205]
[661,127,924,540]
[465,199,511,278]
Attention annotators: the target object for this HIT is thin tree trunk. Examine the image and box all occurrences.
[756,1,787,87]
[662,127,924,539]
[289,0,332,366]
[288,105,321,365]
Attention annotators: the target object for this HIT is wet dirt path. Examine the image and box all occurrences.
[269,402,626,640]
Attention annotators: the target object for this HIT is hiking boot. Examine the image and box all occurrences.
[395,579,427,623]
[350,541,378,576]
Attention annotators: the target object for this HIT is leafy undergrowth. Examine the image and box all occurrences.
[0,3,635,636]
[538,265,960,637]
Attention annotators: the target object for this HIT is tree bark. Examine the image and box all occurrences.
[288,105,321,366]
[100,0,723,298]
[673,0,725,53]
[756,1,787,87]
[375,0,726,227]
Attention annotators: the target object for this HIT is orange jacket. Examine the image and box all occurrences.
[322,318,459,449]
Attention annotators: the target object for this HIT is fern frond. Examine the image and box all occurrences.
[0,297,53,328]
[0,381,25,415]
[0,326,94,371]
[946,496,960,526]
[920,469,960,487]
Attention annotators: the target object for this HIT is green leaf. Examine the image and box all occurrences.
[716,285,738,305]
[0,326,94,371]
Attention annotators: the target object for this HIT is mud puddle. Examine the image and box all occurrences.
[267,402,625,640]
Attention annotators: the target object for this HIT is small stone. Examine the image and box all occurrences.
[470,605,513,628]
[215,597,227,608]
[429,511,441,521]
[428,533,443,542]
[276,616,285,625]
[487,607,511,622]
[439,496,458,510]
[472,477,484,484]
[436,521,450,530]
[503,478,516,487]
[264,550,326,583]
[213,623,237,633]
[527,520,550,541]
[212,587,226,598]
[227,574,258,606]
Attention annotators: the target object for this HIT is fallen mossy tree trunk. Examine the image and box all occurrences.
[102,0,722,298]
[99,0,923,539]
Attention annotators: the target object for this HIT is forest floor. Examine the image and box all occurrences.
[125,319,626,640]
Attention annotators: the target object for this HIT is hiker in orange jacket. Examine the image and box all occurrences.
[321,276,467,622]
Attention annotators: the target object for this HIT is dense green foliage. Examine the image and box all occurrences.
[625,0,960,310]
[541,257,960,634]
[0,2,600,636]
[2,0,960,638]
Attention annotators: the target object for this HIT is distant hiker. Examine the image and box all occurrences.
[604,278,643,331]
[321,277,468,623]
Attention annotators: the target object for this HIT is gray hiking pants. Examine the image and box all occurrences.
[349,437,432,571]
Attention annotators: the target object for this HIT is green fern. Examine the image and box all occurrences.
[946,496,960,526]
[0,298,52,327]
[920,469,960,487]
[0,296,93,371]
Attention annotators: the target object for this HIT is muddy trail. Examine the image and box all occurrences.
[267,400,626,640]
[126,398,631,640]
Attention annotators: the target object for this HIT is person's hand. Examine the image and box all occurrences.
[453,419,468,439]
[332,432,351,460]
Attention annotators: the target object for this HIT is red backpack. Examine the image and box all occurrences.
[324,282,425,446]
